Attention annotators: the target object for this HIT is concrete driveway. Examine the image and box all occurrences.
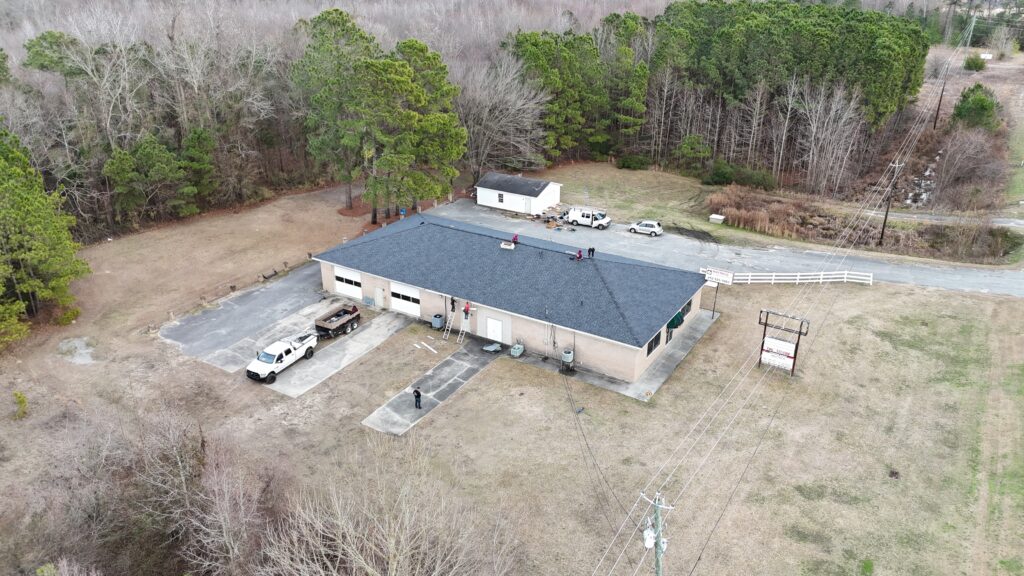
[429,200,1024,298]
[160,262,412,397]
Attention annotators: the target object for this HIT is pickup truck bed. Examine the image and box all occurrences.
[315,304,361,338]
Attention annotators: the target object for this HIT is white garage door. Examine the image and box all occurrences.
[390,282,421,317]
[333,266,362,299]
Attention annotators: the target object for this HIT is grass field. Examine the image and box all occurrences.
[1,186,1022,575]
[534,162,778,245]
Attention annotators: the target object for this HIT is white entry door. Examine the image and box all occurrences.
[485,317,503,342]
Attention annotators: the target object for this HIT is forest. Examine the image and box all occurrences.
[0,0,945,242]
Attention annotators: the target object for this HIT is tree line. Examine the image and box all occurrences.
[512,0,929,194]
[0,0,931,242]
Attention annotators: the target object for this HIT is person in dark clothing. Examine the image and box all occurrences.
[450,297,457,313]
[413,387,422,409]
[588,247,595,258]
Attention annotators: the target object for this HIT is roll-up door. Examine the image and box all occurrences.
[333,266,362,299]
[390,282,421,317]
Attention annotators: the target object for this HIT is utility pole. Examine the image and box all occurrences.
[932,74,947,130]
[641,492,673,576]
[877,161,904,247]
[653,494,666,576]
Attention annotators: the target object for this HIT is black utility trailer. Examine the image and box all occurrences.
[315,305,361,338]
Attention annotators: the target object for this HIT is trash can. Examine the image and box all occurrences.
[431,314,444,330]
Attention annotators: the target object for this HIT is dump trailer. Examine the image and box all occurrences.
[315,304,361,339]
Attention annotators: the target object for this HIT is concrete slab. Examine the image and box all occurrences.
[515,309,717,401]
[266,313,413,398]
[362,342,497,435]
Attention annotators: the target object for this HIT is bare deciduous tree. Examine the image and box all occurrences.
[257,436,522,576]
[453,53,549,184]
[934,126,1005,209]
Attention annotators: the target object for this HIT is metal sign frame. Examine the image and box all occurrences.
[757,309,810,376]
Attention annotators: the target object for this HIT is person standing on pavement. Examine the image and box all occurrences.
[588,247,595,258]
[413,387,422,409]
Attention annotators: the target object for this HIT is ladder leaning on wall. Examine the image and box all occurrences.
[442,311,456,340]
[456,312,469,344]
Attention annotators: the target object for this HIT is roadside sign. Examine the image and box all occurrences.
[761,337,795,371]
[980,53,993,60]
[701,267,734,285]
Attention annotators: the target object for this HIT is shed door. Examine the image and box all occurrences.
[389,282,421,317]
[485,317,503,342]
[333,266,362,299]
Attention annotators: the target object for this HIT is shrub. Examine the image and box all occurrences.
[951,83,1000,131]
[616,154,651,170]
[13,391,27,420]
[702,159,735,185]
[964,53,986,71]
[56,307,80,326]
[702,160,776,190]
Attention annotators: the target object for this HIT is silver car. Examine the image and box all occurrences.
[628,220,663,237]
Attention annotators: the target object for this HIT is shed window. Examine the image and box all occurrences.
[335,276,362,288]
[498,193,504,203]
[681,299,692,320]
[646,332,661,356]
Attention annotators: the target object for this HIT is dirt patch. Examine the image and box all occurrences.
[56,338,95,365]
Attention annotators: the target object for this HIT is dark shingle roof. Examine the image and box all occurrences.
[475,172,551,197]
[314,215,706,347]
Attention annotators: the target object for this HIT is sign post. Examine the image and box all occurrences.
[757,309,810,376]
[701,267,734,319]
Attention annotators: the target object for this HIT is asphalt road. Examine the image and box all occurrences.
[429,201,1024,298]
[864,209,1024,230]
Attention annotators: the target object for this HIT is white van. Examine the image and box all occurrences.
[561,206,612,229]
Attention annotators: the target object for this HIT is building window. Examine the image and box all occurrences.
[681,299,692,320]
[498,193,504,203]
[391,292,420,305]
[646,332,661,356]
[335,276,361,288]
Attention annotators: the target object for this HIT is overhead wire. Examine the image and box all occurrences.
[595,17,976,575]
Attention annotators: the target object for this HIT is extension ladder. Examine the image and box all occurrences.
[442,311,456,340]
[456,313,470,344]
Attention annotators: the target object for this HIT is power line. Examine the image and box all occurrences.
[597,17,977,575]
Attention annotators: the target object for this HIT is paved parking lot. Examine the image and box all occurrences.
[160,262,412,397]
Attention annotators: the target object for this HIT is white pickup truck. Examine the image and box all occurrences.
[245,333,317,384]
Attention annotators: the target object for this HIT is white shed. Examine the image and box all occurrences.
[474,172,561,215]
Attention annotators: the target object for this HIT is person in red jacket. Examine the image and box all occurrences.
[464,301,471,320]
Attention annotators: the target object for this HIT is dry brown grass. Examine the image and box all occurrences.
[2,186,1023,575]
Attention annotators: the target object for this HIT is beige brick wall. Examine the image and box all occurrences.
[316,262,705,383]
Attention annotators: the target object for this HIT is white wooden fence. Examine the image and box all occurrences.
[729,271,873,285]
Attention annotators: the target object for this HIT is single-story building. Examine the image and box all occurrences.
[313,215,706,383]
[474,172,561,215]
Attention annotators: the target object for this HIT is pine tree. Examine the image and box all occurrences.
[0,124,89,346]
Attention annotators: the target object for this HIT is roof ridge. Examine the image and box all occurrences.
[421,216,582,258]
[589,258,645,347]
